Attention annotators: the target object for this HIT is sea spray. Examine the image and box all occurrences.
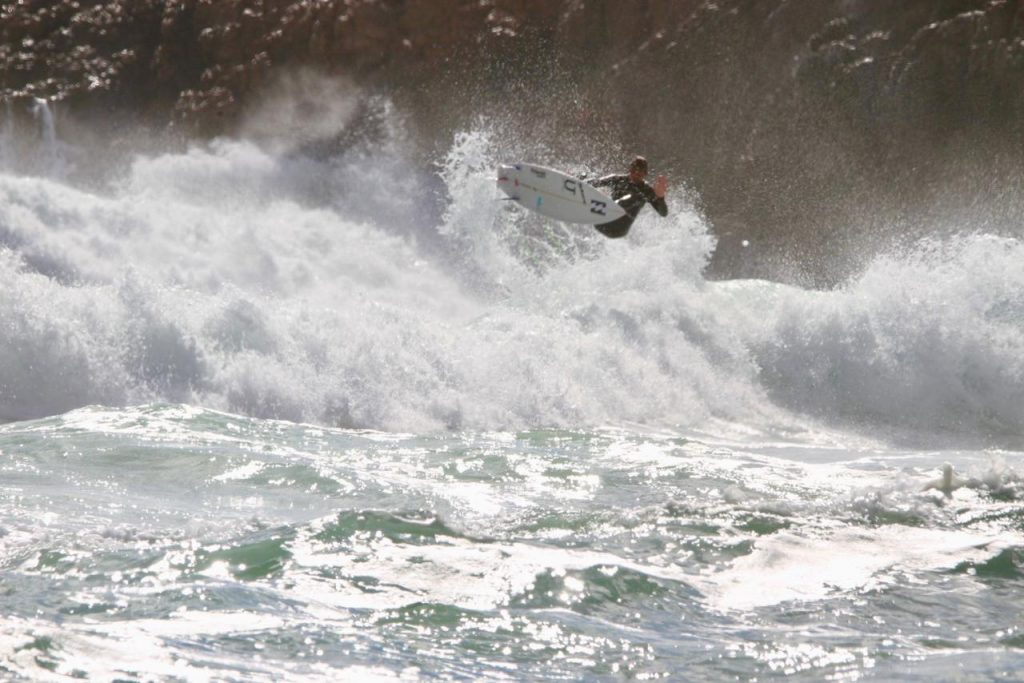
[743,235,1024,443]
[0,101,13,170]
[1,123,1023,447]
[32,98,70,179]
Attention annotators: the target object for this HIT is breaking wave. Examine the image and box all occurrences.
[1,112,1022,445]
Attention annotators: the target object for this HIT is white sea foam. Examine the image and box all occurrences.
[699,525,1016,611]
[1,124,1022,445]
[727,235,1024,442]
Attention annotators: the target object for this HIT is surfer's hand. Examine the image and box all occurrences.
[653,175,668,198]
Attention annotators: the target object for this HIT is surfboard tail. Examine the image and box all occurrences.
[495,162,627,225]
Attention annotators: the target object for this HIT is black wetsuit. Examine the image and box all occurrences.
[590,174,669,238]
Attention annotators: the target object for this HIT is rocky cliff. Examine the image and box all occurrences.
[3,0,1023,283]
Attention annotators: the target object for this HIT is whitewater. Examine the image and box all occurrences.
[1,104,1022,681]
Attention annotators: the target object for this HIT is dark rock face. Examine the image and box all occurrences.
[3,0,1023,283]
[598,0,1024,281]
[2,0,560,132]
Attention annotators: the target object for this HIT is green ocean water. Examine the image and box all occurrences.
[2,404,1021,681]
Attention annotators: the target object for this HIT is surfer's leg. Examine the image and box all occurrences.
[594,216,633,239]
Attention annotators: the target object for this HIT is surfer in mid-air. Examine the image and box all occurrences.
[589,156,668,238]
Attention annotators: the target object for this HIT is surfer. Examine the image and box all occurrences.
[589,156,668,238]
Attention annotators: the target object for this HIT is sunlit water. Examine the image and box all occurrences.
[1,105,1022,680]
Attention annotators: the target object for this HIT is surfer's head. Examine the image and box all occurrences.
[629,156,649,183]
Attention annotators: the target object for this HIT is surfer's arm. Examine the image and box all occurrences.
[651,196,668,216]
[590,174,616,189]
[644,182,669,217]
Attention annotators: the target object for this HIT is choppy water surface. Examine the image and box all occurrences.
[1,110,1023,680]
[1,405,1021,681]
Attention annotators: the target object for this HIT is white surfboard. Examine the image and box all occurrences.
[496,163,627,226]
